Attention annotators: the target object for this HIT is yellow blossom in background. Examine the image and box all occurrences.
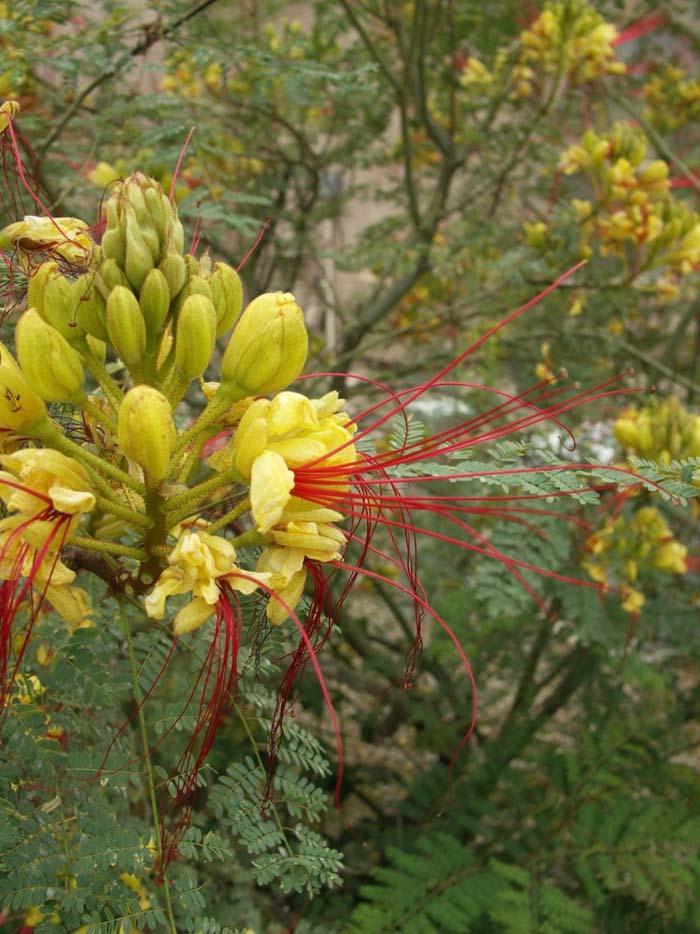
[614,397,700,463]
[514,0,624,98]
[584,505,687,613]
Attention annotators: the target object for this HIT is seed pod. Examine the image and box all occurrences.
[118,385,175,482]
[174,294,217,380]
[220,291,308,395]
[210,262,243,337]
[16,309,84,402]
[106,285,146,368]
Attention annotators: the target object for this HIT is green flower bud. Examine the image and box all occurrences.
[40,269,86,344]
[99,258,130,293]
[124,206,155,291]
[101,228,126,267]
[86,335,107,364]
[210,262,243,337]
[173,274,213,318]
[106,285,146,368]
[26,260,58,317]
[16,309,84,402]
[144,186,168,241]
[139,268,170,338]
[159,253,187,301]
[220,291,308,394]
[118,385,175,482]
[174,294,217,380]
[75,274,109,342]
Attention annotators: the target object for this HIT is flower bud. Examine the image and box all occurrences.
[174,274,213,316]
[16,309,84,402]
[124,206,156,291]
[106,286,146,368]
[118,385,175,481]
[0,343,46,431]
[101,228,126,267]
[139,268,170,338]
[221,292,308,394]
[174,294,217,380]
[210,262,243,337]
[26,260,57,317]
[98,258,131,293]
[40,269,87,344]
[74,274,109,342]
[159,253,187,300]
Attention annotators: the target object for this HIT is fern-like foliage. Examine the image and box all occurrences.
[347,833,593,933]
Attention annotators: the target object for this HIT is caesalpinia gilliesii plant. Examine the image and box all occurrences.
[0,103,676,880]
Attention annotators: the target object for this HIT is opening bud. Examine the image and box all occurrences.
[118,385,175,481]
[220,292,309,395]
[16,309,85,402]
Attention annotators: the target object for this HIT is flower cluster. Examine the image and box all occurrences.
[553,121,700,291]
[615,396,700,464]
[584,505,687,614]
[0,103,673,867]
[513,0,624,98]
[642,65,700,133]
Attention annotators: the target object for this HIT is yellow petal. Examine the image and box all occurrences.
[250,449,294,532]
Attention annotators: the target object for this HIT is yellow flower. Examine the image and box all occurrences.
[0,448,95,523]
[219,390,357,528]
[256,545,308,625]
[621,586,645,614]
[0,214,93,267]
[145,528,269,635]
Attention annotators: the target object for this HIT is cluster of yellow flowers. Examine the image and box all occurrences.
[584,505,688,614]
[642,65,700,133]
[512,0,624,98]
[615,396,700,463]
[0,127,359,642]
[556,121,700,289]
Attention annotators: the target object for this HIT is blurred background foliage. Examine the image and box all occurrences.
[2,1,700,931]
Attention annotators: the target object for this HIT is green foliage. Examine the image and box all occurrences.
[2,1,700,931]
[348,835,593,933]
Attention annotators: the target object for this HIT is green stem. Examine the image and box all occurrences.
[234,704,293,857]
[71,535,146,560]
[94,494,150,529]
[164,466,243,525]
[172,382,243,459]
[119,601,178,933]
[206,496,251,536]
[82,353,124,413]
[36,420,145,495]
[76,391,118,435]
